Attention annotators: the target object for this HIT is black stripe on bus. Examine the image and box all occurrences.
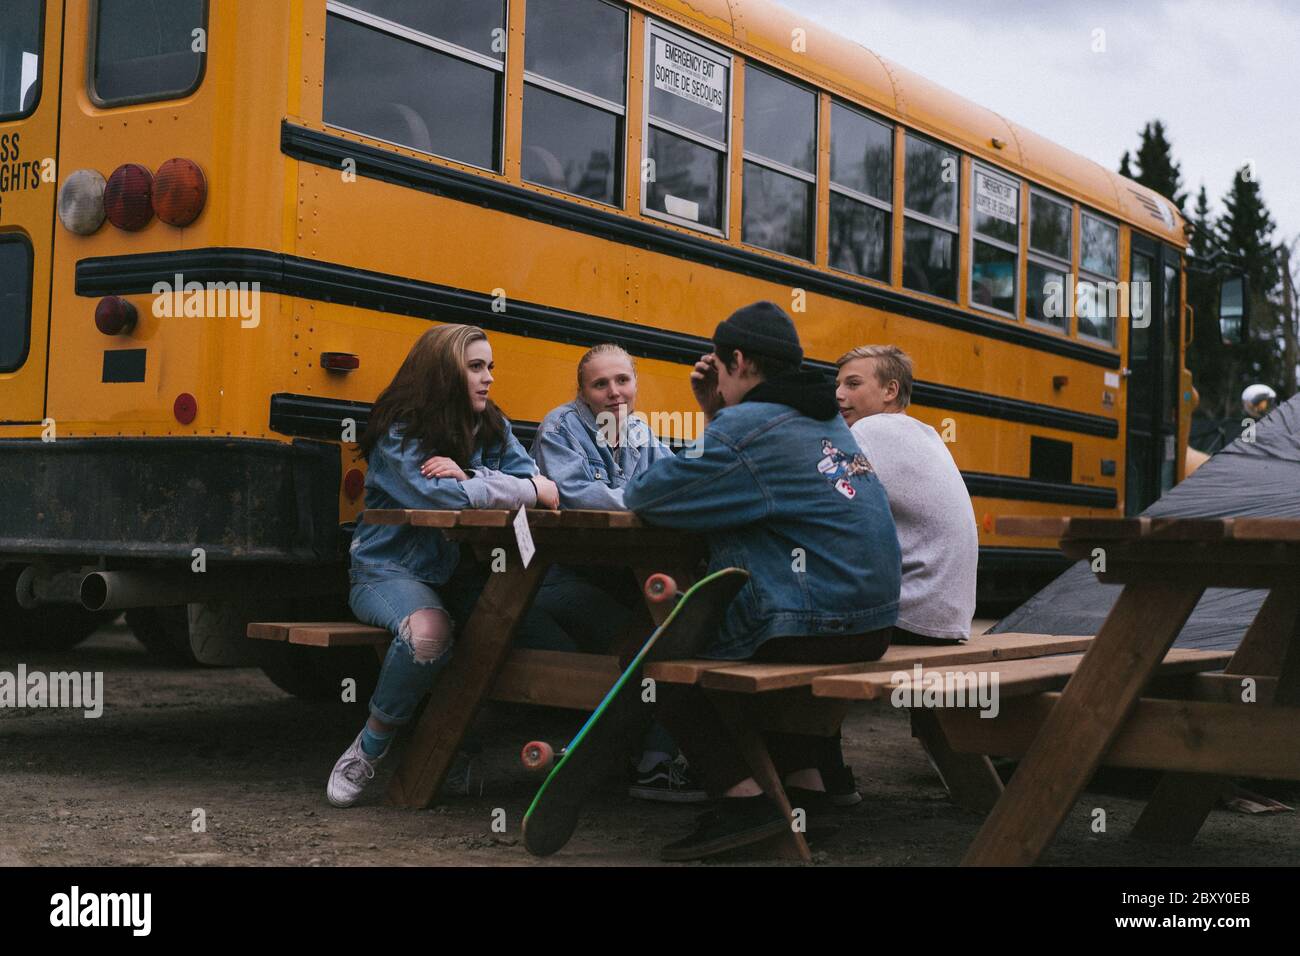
[77,249,1119,440]
[280,121,1122,371]
[268,395,1117,509]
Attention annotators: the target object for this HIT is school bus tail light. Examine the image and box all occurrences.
[152,158,207,226]
[94,296,138,336]
[321,352,360,372]
[57,169,108,234]
[104,163,155,231]
[344,469,365,501]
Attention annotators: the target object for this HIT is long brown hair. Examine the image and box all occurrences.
[358,324,507,464]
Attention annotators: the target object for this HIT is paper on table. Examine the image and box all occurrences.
[513,506,535,569]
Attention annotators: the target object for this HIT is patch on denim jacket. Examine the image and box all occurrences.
[816,439,873,499]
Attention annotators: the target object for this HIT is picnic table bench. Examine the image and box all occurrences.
[952,515,1300,866]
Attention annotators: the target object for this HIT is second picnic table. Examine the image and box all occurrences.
[962,515,1300,866]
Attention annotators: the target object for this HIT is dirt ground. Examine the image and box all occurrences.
[1,618,1297,867]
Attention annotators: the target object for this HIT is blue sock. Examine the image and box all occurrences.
[360,725,393,758]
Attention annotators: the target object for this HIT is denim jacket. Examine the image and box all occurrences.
[349,419,538,585]
[530,398,675,510]
[623,376,901,659]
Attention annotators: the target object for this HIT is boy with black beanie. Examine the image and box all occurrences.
[624,301,901,860]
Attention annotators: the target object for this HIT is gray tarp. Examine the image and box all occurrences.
[990,395,1300,651]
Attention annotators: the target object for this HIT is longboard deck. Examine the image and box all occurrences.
[523,567,749,857]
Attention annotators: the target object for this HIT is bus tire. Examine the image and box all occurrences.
[0,565,113,652]
[256,642,380,704]
[125,606,200,666]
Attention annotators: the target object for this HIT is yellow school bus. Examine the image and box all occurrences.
[0,0,1193,681]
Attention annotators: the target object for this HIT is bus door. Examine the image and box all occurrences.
[1126,233,1182,514]
[0,0,56,425]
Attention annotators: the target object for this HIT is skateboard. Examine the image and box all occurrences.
[521,566,749,857]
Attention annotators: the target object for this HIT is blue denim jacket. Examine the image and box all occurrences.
[623,390,901,660]
[349,419,538,585]
[530,398,675,510]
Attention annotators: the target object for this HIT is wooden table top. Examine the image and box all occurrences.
[997,515,1300,544]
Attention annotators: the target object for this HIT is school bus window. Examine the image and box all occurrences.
[522,0,627,206]
[0,0,42,120]
[902,134,958,300]
[741,65,815,259]
[970,164,1019,315]
[828,101,891,281]
[1027,190,1072,331]
[0,237,33,374]
[643,23,730,232]
[1077,211,1119,343]
[344,0,505,60]
[323,1,505,173]
[91,0,206,107]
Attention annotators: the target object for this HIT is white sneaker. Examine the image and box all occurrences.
[327,731,387,808]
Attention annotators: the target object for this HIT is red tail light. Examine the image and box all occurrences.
[104,163,154,231]
[321,352,360,371]
[152,158,207,226]
[344,469,365,501]
[95,296,138,336]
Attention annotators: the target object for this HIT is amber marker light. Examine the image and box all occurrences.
[104,163,155,231]
[152,158,207,226]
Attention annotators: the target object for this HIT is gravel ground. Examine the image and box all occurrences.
[1,619,1297,867]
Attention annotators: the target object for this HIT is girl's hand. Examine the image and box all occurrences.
[420,456,468,481]
[531,474,560,510]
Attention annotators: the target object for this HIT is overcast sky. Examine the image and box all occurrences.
[779,0,1298,247]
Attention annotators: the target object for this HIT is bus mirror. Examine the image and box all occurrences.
[1218,274,1248,345]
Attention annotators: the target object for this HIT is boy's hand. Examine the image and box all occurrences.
[690,353,724,420]
[531,474,560,509]
[420,456,468,481]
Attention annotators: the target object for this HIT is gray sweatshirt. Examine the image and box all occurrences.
[849,412,977,641]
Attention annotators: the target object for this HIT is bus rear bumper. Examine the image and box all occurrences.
[0,437,345,565]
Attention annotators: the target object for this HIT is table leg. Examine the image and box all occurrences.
[708,691,813,863]
[386,560,549,809]
[961,582,1203,866]
[1132,584,1300,843]
[911,709,1004,814]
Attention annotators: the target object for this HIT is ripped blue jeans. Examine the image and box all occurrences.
[349,567,576,726]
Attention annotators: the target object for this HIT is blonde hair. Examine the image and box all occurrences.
[836,345,913,409]
[576,343,636,390]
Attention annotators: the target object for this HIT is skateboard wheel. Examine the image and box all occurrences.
[644,573,677,603]
[521,740,554,771]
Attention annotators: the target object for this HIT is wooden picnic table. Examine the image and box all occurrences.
[360,507,705,810]
[962,515,1300,866]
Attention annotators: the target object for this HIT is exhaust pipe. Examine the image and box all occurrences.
[15,566,87,609]
[80,568,348,612]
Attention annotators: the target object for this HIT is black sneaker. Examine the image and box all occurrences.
[629,754,709,804]
[660,796,787,861]
[821,765,862,807]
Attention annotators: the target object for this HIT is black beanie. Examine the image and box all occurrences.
[713,301,803,365]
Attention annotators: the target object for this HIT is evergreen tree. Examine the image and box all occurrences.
[1119,151,1134,179]
[1131,121,1187,211]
